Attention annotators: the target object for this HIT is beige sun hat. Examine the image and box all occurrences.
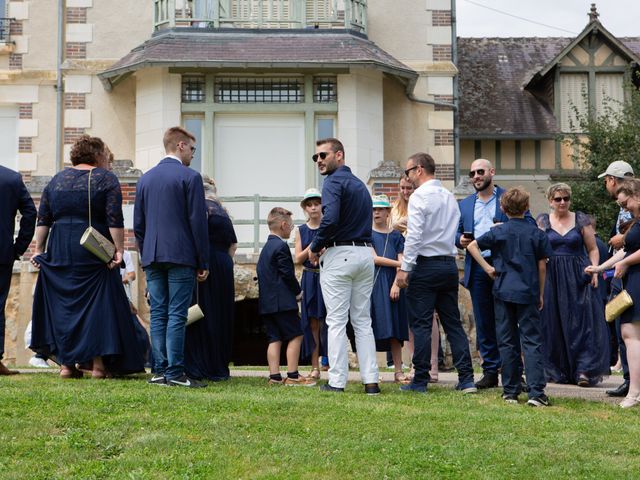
[597,161,634,179]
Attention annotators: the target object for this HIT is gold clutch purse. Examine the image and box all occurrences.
[79,169,116,263]
[605,284,634,323]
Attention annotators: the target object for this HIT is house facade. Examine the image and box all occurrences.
[457,6,640,213]
[1,0,456,364]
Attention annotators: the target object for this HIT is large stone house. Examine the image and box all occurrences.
[457,6,640,213]
[1,0,456,364]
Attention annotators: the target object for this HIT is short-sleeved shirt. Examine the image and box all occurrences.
[476,218,553,304]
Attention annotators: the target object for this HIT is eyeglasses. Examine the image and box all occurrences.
[468,169,486,178]
[404,166,419,176]
[552,196,570,203]
[312,152,329,162]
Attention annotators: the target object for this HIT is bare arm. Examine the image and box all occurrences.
[228,243,237,258]
[538,259,546,311]
[108,227,124,269]
[581,224,599,287]
[585,249,626,274]
[30,226,50,268]
[370,247,401,268]
[466,240,495,279]
[294,227,308,264]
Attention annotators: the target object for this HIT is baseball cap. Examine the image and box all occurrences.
[300,188,321,207]
[372,194,391,208]
[597,161,634,179]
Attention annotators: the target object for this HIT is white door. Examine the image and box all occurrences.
[213,114,306,248]
[0,105,18,171]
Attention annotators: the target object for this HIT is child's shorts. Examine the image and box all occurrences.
[261,310,303,343]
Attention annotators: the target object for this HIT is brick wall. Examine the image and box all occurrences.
[432,45,452,62]
[436,163,455,181]
[9,53,22,70]
[431,10,451,26]
[434,94,454,111]
[371,182,401,203]
[64,93,86,109]
[66,7,87,23]
[434,129,454,146]
[65,42,86,59]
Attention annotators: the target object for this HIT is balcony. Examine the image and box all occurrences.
[153,0,367,34]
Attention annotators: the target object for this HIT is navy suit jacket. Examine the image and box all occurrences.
[0,166,36,265]
[456,185,536,288]
[256,234,301,315]
[134,157,209,270]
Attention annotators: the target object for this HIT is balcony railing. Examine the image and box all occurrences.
[0,18,13,44]
[154,0,367,34]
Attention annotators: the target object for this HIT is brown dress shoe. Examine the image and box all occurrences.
[0,361,19,375]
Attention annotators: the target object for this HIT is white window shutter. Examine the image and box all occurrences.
[560,73,588,132]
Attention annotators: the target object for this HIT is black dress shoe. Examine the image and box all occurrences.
[475,372,499,389]
[319,383,344,393]
[364,383,381,395]
[606,381,629,397]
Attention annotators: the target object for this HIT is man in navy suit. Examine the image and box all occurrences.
[134,126,209,388]
[456,159,534,389]
[0,165,36,375]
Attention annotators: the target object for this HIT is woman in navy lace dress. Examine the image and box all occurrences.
[537,183,609,386]
[184,177,237,381]
[30,136,145,379]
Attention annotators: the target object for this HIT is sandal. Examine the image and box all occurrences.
[429,371,439,383]
[394,371,411,384]
[91,368,113,379]
[308,368,321,380]
[60,365,83,379]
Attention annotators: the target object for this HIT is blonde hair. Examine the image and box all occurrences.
[163,126,195,152]
[267,207,293,230]
[546,183,572,201]
[202,175,217,201]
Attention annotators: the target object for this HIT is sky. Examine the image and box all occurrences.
[456,0,639,38]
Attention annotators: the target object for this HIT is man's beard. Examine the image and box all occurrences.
[473,178,492,192]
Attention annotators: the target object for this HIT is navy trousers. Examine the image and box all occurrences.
[0,264,13,360]
[407,256,474,386]
[494,299,546,398]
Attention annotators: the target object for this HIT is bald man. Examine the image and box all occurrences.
[456,159,535,389]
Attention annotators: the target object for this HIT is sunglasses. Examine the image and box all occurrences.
[552,196,570,203]
[179,142,196,153]
[312,151,333,162]
[468,169,486,178]
[404,166,419,176]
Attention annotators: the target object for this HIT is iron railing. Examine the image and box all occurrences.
[0,18,13,44]
[154,0,367,34]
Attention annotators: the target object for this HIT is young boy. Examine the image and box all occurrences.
[466,187,553,406]
[257,207,316,386]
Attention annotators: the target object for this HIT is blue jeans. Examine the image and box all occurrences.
[0,264,12,360]
[407,256,474,386]
[494,299,546,398]
[145,263,196,380]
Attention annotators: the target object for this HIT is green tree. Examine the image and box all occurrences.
[560,76,640,239]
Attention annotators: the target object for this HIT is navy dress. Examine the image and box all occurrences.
[298,224,327,360]
[620,221,640,324]
[184,199,237,381]
[538,212,610,385]
[370,230,409,351]
[30,168,145,374]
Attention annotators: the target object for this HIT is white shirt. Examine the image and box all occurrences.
[401,179,460,271]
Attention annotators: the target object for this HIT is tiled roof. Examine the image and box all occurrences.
[458,36,640,138]
[99,29,417,85]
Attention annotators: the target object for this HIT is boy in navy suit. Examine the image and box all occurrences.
[257,207,315,386]
[467,187,553,407]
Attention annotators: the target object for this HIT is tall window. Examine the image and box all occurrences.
[183,117,203,172]
[0,105,18,170]
[595,73,624,118]
[560,73,588,132]
[315,116,335,189]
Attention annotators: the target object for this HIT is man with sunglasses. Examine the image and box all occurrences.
[395,153,476,394]
[456,159,535,389]
[134,126,209,388]
[308,138,380,395]
[598,160,635,397]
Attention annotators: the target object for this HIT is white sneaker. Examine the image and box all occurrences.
[29,356,51,368]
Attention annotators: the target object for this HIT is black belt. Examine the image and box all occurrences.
[417,255,455,262]
[330,241,372,248]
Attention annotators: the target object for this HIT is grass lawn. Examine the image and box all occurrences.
[0,375,638,479]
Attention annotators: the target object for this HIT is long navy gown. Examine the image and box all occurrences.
[30,168,145,374]
[538,212,610,385]
[370,229,408,351]
[298,223,327,361]
[184,199,237,381]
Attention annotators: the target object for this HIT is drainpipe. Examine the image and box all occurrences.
[451,0,460,186]
[55,0,65,173]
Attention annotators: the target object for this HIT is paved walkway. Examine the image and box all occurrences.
[15,367,625,405]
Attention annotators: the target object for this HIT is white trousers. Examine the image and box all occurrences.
[320,246,379,388]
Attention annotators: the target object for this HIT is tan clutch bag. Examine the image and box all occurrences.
[79,168,116,263]
[605,285,634,323]
[186,287,204,326]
